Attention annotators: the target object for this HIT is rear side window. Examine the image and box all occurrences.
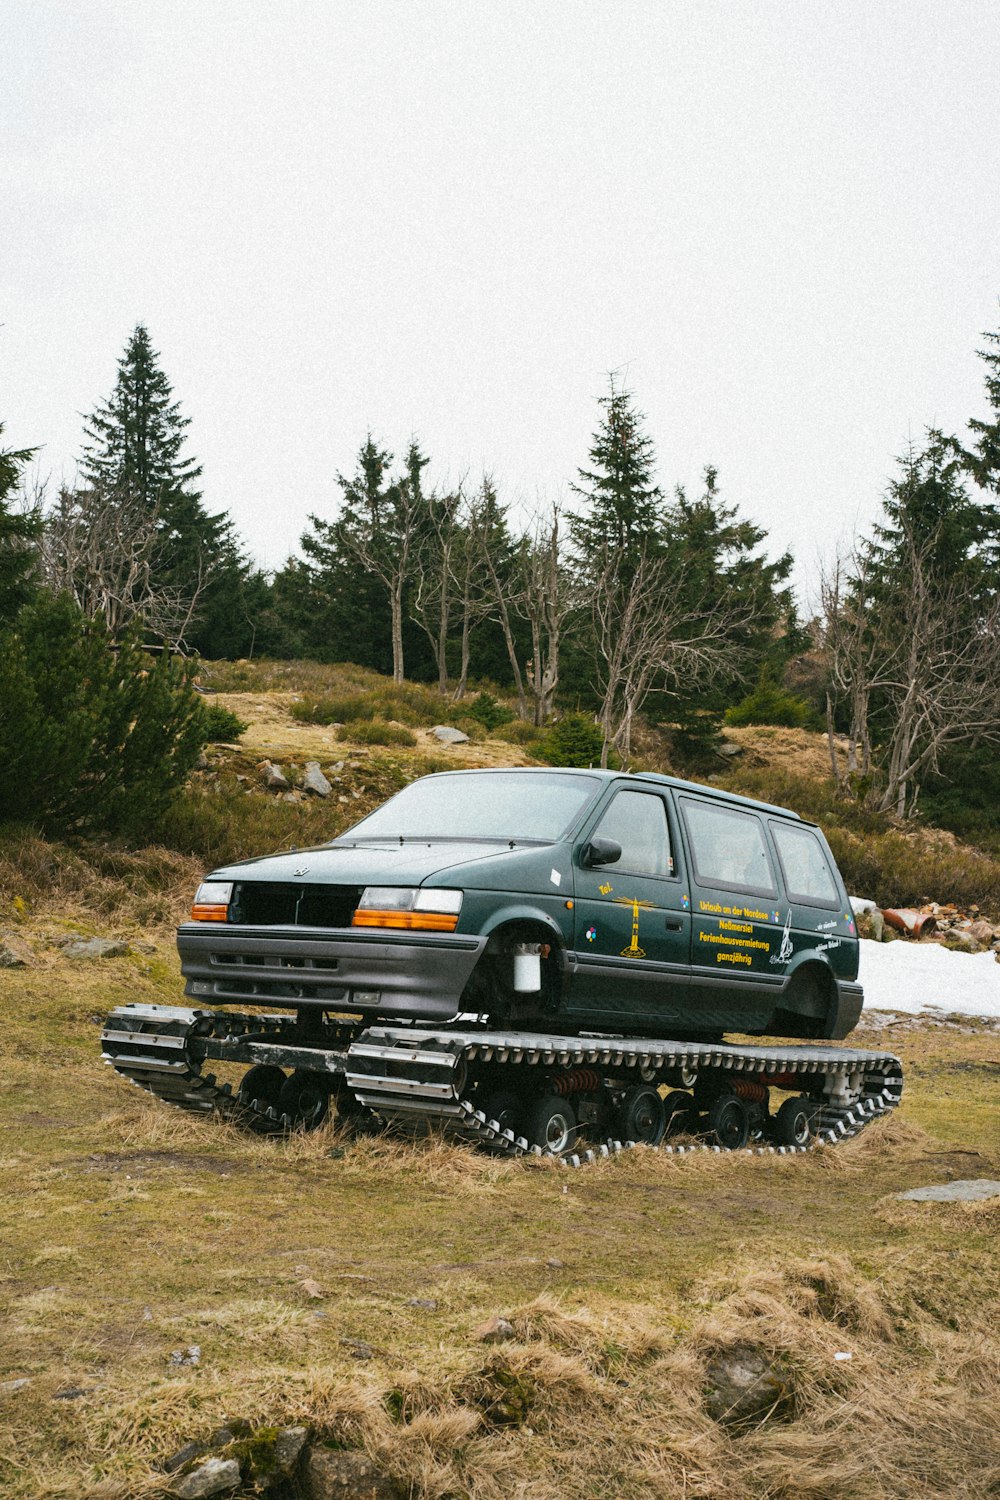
[591,791,672,878]
[770,821,840,907]
[680,797,776,897]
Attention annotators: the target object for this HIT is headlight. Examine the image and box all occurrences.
[191,880,233,922]
[352,887,463,931]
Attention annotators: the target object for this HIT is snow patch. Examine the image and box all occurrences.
[858,938,1000,1019]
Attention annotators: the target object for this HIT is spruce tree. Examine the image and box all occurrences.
[0,421,40,625]
[569,376,663,556]
[79,325,256,654]
[964,323,1000,494]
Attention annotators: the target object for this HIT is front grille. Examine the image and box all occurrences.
[229,882,362,928]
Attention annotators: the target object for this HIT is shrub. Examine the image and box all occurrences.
[724,672,822,731]
[0,594,204,837]
[197,702,249,741]
[493,718,542,747]
[536,713,605,768]
[339,720,417,747]
[463,691,515,732]
[290,694,377,725]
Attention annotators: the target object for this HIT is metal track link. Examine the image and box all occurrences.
[101,1004,326,1136]
[102,1008,903,1163]
[344,1025,904,1164]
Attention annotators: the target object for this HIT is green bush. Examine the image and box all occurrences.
[197,701,249,742]
[536,713,605,768]
[339,720,417,747]
[290,693,377,725]
[463,691,515,732]
[492,718,541,747]
[0,594,205,837]
[724,672,822,731]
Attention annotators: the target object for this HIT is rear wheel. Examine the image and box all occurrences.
[707,1093,750,1150]
[238,1064,285,1111]
[616,1085,667,1145]
[480,1089,522,1136]
[525,1094,577,1154]
[772,1095,813,1147]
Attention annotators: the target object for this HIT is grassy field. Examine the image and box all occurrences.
[2,667,998,1497]
[0,926,997,1499]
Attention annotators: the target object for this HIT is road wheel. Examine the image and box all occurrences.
[278,1069,330,1129]
[525,1094,577,1155]
[481,1089,522,1134]
[772,1095,813,1147]
[662,1089,699,1137]
[617,1085,667,1145]
[707,1093,750,1150]
[238,1064,285,1111]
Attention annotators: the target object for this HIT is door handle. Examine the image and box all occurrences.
[664,919,683,931]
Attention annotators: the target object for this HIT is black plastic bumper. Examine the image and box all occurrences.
[176,922,487,1019]
[830,980,864,1040]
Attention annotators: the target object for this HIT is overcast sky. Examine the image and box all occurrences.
[3,0,999,604]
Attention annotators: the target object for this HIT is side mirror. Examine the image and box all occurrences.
[581,837,622,869]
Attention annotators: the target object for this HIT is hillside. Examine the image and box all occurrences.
[0,664,998,1499]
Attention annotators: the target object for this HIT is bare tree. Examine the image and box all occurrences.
[409,486,464,693]
[338,458,426,685]
[589,542,751,768]
[822,527,1000,816]
[38,483,203,648]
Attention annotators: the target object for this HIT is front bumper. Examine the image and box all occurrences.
[177,922,487,1019]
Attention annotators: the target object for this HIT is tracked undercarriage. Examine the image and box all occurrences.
[101,1003,904,1163]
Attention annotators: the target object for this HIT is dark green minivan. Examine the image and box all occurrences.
[179,768,862,1042]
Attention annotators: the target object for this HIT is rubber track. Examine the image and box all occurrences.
[102,1004,903,1162]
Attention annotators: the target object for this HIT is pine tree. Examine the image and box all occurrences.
[569,376,663,556]
[964,323,1000,494]
[0,421,40,624]
[79,325,256,654]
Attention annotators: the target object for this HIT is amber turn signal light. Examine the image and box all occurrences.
[351,910,459,932]
[191,903,230,922]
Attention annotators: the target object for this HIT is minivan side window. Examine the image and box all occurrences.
[590,791,672,878]
[680,797,776,897]
[769,821,840,907]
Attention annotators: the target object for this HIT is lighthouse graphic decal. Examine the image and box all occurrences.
[614,896,654,958]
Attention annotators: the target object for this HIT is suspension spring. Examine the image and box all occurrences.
[730,1078,769,1104]
[551,1068,601,1096]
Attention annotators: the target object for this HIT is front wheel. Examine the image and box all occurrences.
[525,1094,577,1154]
[278,1070,330,1129]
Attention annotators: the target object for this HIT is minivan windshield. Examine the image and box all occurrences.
[341,771,601,843]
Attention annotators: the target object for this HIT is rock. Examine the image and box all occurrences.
[545,1257,565,1269]
[327,761,345,774]
[342,1338,374,1360]
[431,725,469,744]
[168,1345,201,1367]
[717,741,743,758]
[64,937,130,960]
[472,1315,514,1343]
[196,752,210,770]
[408,1297,437,1310]
[303,1448,402,1499]
[868,909,885,942]
[273,1425,309,1475]
[169,1458,241,1498]
[0,1377,31,1394]
[969,919,995,945]
[165,1441,207,1473]
[300,1278,325,1299]
[261,761,289,790]
[0,937,32,968]
[281,791,300,803]
[704,1343,795,1428]
[302,762,332,797]
[898,1178,1000,1202]
[942,929,979,952]
[52,1386,88,1400]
